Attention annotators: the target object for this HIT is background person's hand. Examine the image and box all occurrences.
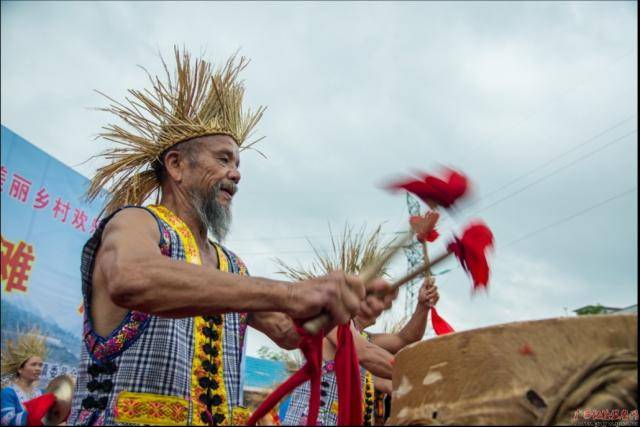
[418,277,439,308]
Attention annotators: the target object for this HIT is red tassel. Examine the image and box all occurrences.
[247,325,323,426]
[430,307,454,335]
[425,229,439,243]
[387,168,469,208]
[447,221,494,290]
[335,324,363,425]
[247,323,363,426]
[409,213,440,243]
[23,393,56,426]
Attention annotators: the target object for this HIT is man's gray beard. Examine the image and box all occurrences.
[190,183,232,242]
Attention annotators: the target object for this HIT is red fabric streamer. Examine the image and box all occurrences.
[387,168,469,208]
[247,323,362,426]
[447,221,494,289]
[335,324,363,426]
[247,324,322,426]
[24,393,56,426]
[409,214,440,243]
[430,307,455,335]
[425,229,439,243]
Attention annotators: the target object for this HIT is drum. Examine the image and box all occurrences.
[388,314,637,425]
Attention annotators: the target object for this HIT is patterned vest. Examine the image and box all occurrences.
[68,205,250,426]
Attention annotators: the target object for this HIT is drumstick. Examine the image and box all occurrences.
[387,249,452,294]
[422,241,432,279]
[302,231,414,335]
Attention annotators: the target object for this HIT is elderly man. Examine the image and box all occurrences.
[68,48,395,426]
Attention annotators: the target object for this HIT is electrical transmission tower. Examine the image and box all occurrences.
[402,192,424,319]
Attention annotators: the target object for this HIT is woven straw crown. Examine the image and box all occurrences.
[1,329,49,376]
[87,46,266,215]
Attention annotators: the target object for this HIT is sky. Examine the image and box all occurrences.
[1,1,637,358]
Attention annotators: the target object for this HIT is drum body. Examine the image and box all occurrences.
[388,314,637,425]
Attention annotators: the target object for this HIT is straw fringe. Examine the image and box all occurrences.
[274,224,392,281]
[87,46,266,215]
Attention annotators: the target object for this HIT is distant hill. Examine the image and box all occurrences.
[1,299,81,366]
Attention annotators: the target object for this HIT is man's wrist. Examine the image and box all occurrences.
[272,280,294,314]
[415,302,430,314]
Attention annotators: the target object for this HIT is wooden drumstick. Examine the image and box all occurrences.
[302,231,415,335]
[387,250,452,294]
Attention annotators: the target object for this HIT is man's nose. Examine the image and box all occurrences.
[228,167,241,184]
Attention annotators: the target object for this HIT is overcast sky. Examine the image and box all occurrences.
[1,1,637,357]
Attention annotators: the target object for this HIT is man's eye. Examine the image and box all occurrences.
[218,157,229,164]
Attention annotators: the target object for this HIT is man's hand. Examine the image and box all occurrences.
[418,277,439,308]
[357,278,398,322]
[285,271,365,328]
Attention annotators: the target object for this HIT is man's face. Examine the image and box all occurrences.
[181,134,241,241]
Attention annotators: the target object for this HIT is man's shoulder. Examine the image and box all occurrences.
[102,206,160,233]
[216,244,249,275]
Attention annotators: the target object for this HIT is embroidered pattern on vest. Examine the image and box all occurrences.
[114,391,189,426]
[147,205,230,426]
[84,311,151,362]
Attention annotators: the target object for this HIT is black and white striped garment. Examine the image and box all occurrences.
[282,360,368,426]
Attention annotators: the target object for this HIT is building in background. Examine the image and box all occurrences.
[243,355,289,415]
[573,304,637,316]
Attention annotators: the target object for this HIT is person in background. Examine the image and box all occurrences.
[277,225,402,426]
[1,330,47,426]
[356,277,440,425]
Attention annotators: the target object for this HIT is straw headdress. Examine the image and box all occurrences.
[1,329,49,376]
[274,224,392,281]
[87,46,266,215]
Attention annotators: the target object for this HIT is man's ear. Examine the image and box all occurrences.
[163,150,183,183]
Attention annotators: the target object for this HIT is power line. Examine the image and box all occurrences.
[460,128,637,219]
[230,113,636,245]
[231,124,637,243]
[503,187,637,248]
[239,186,637,257]
[460,115,636,211]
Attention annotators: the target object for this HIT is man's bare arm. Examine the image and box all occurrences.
[247,312,300,350]
[96,208,363,325]
[326,326,394,379]
[368,278,438,354]
[368,306,428,354]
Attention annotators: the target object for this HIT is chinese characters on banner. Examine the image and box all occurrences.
[0,235,35,293]
[1,165,100,234]
[1,125,107,374]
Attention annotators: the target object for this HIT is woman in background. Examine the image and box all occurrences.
[1,330,47,426]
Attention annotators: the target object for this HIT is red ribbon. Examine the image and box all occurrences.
[24,393,56,426]
[335,324,363,425]
[247,323,362,426]
[447,221,494,290]
[387,167,469,208]
[430,307,454,335]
